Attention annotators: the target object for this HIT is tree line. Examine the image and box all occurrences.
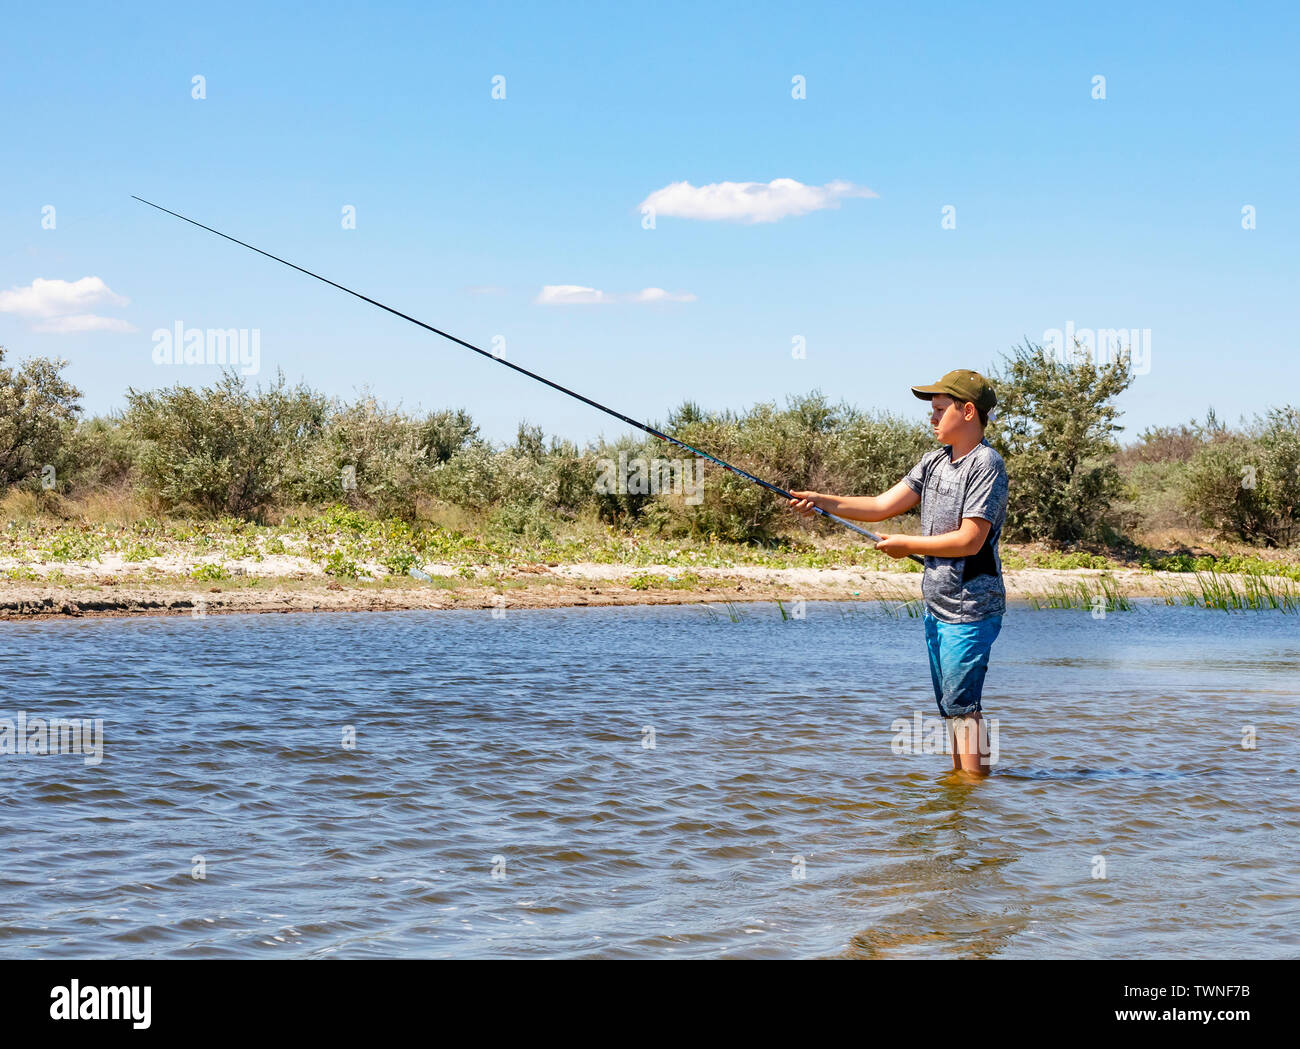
[1,342,1296,549]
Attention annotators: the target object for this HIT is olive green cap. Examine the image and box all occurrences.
[911,369,997,412]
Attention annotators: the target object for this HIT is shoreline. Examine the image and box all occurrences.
[0,563,1278,620]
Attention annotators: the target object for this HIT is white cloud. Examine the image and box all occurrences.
[536,285,610,305]
[630,287,697,303]
[0,276,134,334]
[638,178,878,224]
[535,285,696,305]
[0,276,128,318]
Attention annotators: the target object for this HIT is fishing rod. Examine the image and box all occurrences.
[131,195,923,565]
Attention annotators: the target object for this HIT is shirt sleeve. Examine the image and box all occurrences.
[903,452,930,494]
[962,456,1008,524]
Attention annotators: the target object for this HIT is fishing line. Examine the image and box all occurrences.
[132,196,922,564]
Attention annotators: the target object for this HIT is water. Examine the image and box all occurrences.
[1,601,1296,958]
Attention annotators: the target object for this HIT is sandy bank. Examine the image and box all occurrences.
[0,562,1268,620]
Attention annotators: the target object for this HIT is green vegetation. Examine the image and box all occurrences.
[125,372,327,519]
[1169,570,1300,613]
[122,539,161,562]
[322,550,362,579]
[0,339,1298,573]
[627,571,701,590]
[698,601,743,623]
[1025,575,1133,612]
[872,598,926,618]
[0,347,83,488]
[988,341,1132,544]
[1139,552,1300,581]
[40,531,105,563]
[1180,407,1300,548]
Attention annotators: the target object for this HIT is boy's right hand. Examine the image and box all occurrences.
[787,490,821,517]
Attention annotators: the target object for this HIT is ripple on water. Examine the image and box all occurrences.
[0,603,1296,958]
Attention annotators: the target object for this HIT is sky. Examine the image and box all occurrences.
[1,1,1296,448]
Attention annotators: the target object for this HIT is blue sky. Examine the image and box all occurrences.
[2,1,1296,448]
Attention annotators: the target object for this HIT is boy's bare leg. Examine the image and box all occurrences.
[950,712,990,776]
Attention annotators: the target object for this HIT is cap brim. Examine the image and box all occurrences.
[911,384,944,400]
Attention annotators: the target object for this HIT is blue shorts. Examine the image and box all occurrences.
[923,609,1002,718]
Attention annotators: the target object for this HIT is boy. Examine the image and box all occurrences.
[787,370,1009,775]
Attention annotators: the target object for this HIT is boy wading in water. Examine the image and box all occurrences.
[787,370,1009,775]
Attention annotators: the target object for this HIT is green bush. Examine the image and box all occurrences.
[125,370,327,519]
[286,398,481,520]
[430,422,595,538]
[417,408,481,464]
[1112,459,1203,538]
[487,500,554,540]
[629,392,931,543]
[988,341,1133,543]
[12,332,1298,559]
[0,347,83,489]
[1182,407,1300,546]
[61,414,142,493]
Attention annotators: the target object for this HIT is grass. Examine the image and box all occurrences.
[835,597,924,618]
[628,571,702,591]
[1012,567,1300,613]
[1025,574,1133,612]
[1167,570,1300,612]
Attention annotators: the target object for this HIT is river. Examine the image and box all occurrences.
[1,601,1295,957]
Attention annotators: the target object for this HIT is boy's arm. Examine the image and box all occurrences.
[878,517,991,559]
[787,480,920,523]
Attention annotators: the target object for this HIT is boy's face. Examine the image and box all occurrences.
[929,394,974,443]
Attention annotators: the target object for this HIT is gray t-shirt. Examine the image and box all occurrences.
[902,437,1009,623]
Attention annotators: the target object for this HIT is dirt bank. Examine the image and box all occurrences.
[0,563,1255,620]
